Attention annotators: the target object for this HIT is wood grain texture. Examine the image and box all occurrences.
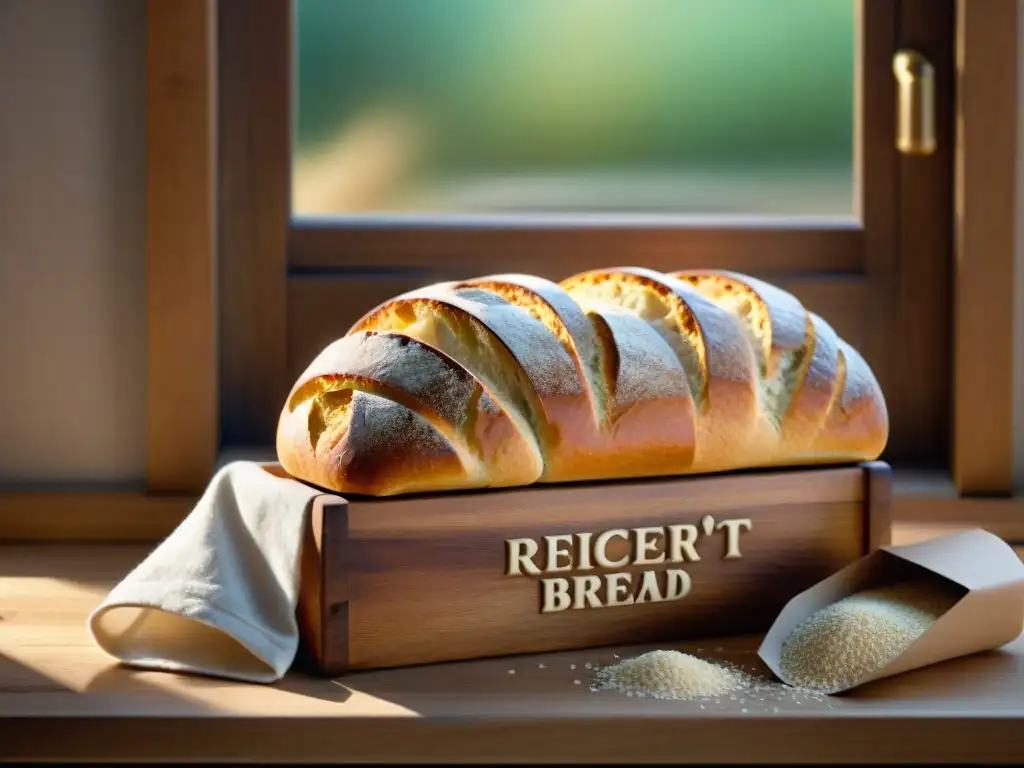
[298,465,885,675]
[865,460,894,550]
[296,495,351,674]
[3,469,1023,545]
[217,0,291,447]
[891,0,956,466]
[289,219,864,276]
[855,0,902,459]
[952,0,1018,494]
[892,498,1024,545]
[146,0,218,492]
[0,491,195,542]
[2,542,1024,763]
[2,468,1024,548]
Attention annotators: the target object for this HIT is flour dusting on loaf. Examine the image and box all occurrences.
[456,274,612,430]
[595,308,691,409]
[277,268,888,496]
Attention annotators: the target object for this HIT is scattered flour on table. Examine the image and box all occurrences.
[779,579,962,695]
[592,650,749,700]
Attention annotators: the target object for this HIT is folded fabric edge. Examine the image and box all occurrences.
[87,592,294,685]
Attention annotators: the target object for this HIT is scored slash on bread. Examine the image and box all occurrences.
[277,268,889,496]
[560,267,771,474]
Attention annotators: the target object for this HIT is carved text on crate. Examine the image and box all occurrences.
[504,515,754,614]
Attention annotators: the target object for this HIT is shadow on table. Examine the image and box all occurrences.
[273,673,355,704]
[0,543,149,590]
[0,652,217,714]
[80,664,218,713]
[91,661,358,706]
[0,651,74,694]
[843,645,1024,702]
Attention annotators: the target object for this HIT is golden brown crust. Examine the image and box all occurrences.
[345,276,698,484]
[672,269,808,378]
[670,270,848,463]
[453,274,611,429]
[277,389,469,496]
[775,312,842,459]
[541,307,697,482]
[276,330,541,495]
[559,267,772,472]
[277,268,889,496]
[810,339,889,461]
[349,283,576,477]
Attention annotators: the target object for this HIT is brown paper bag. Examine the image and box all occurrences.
[757,528,1024,693]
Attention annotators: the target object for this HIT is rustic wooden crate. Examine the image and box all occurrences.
[296,461,891,676]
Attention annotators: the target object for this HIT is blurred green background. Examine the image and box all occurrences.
[293,0,854,216]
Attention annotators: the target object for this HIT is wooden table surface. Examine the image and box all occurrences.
[2,543,1024,763]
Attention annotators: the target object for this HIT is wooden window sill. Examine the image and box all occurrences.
[2,543,1023,763]
[2,463,1024,543]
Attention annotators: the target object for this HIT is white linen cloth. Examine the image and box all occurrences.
[88,461,323,683]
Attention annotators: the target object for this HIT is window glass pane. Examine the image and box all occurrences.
[293,0,854,218]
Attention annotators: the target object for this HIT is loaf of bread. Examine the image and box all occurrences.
[277,267,888,496]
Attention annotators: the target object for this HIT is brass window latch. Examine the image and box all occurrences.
[893,50,936,156]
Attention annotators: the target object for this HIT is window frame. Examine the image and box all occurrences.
[209,0,1015,495]
[147,0,218,493]
[216,0,960,463]
[0,0,1016,541]
[950,0,1017,494]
